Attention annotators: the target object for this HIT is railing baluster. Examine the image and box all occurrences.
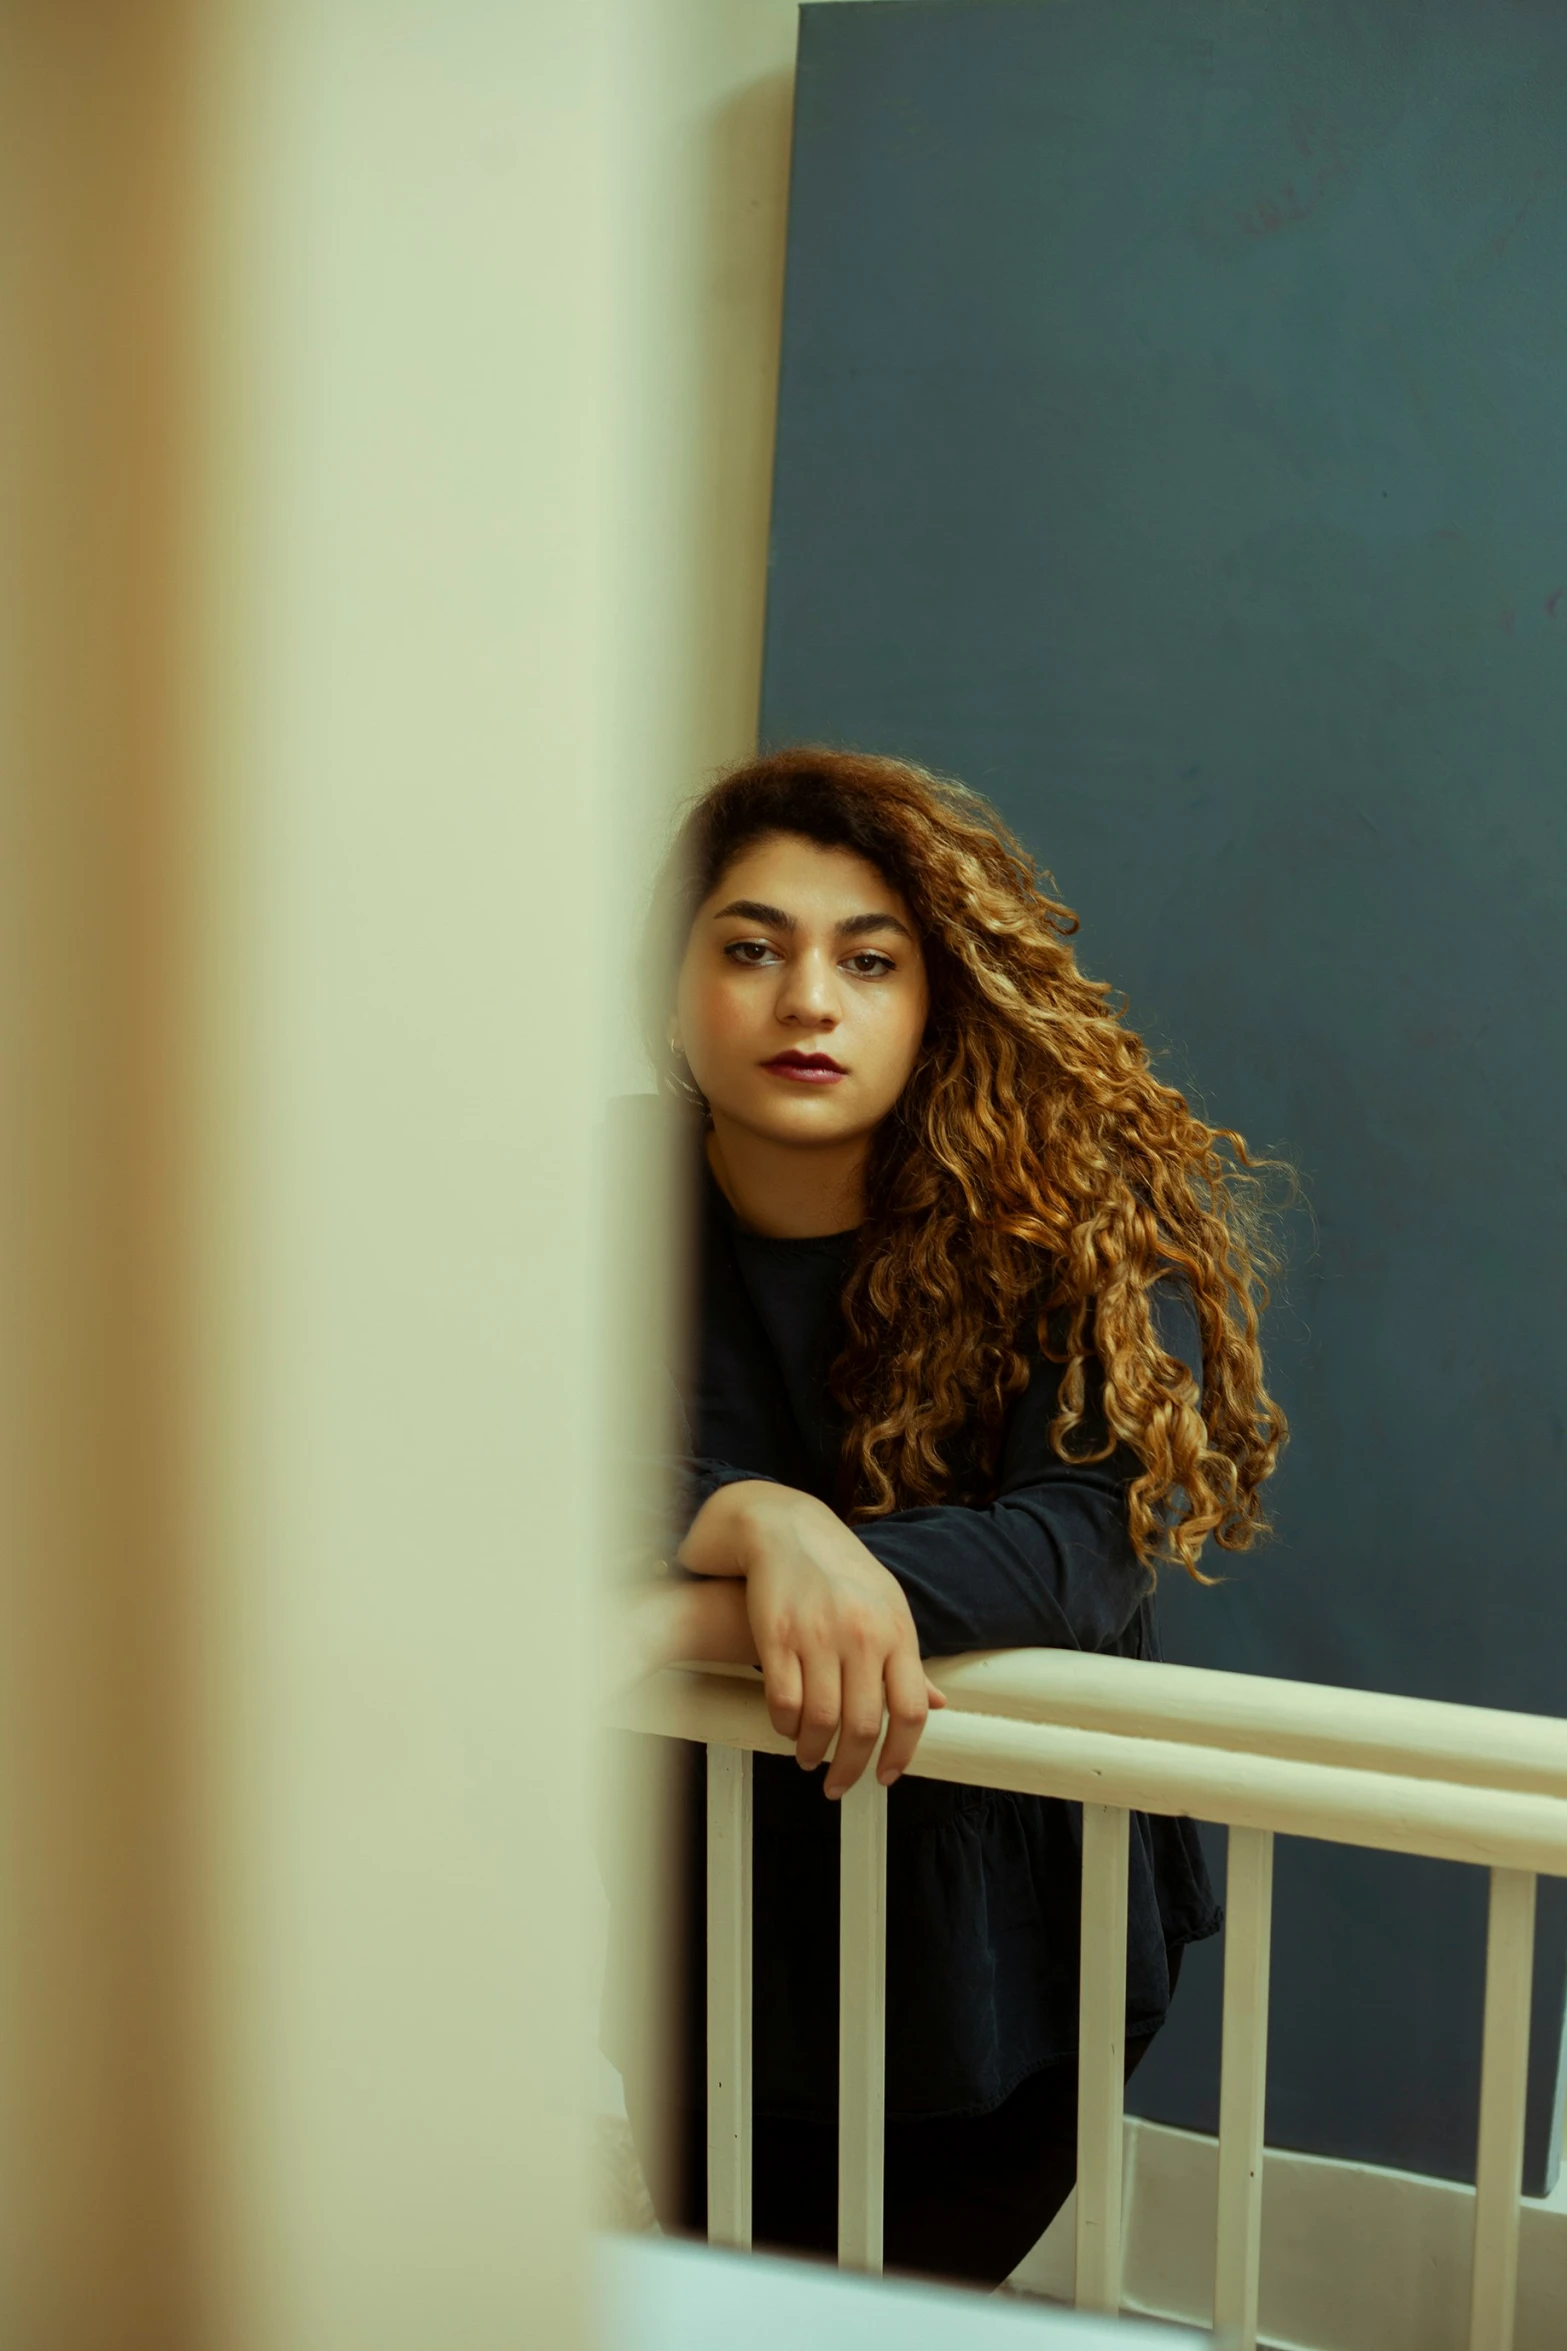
[1468,1867,1537,2351]
[1076,1800,1130,2314]
[1215,1825,1274,2351]
[611,1660,1567,2340]
[837,1769,888,2273]
[705,1743,752,2249]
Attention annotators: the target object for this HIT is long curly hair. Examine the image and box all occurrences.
[646,746,1291,1577]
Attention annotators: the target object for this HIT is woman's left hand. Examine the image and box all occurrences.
[677,1480,945,1798]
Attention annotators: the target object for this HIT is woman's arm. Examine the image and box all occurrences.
[607,1570,759,1691]
[854,1280,1204,1657]
[852,1473,1150,1657]
[661,1291,1198,1773]
[676,1479,945,1799]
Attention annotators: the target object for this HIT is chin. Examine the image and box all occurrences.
[722,1092,864,1147]
[767,1115,875,1153]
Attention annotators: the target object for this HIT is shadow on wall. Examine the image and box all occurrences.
[694,67,796,757]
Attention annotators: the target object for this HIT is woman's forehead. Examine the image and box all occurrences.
[706,831,909,917]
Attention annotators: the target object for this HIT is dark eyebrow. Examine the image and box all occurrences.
[710,899,914,943]
[712,898,795,930]
[836,910,914,942]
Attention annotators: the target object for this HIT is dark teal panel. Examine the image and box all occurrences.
[763,0,1567,2188]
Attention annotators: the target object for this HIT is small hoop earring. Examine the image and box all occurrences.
[666,1044,708,1112]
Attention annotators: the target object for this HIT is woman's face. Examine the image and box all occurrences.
[672,832,929,1153]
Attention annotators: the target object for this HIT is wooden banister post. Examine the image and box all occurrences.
[1468,1867,1537,2351]
[837,1770,888,2273]
[1076,1801,1130,2314]
[1215,1825,1274,2351]
[705,1744,753,2248]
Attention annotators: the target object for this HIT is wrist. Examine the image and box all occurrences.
[683,1477,811,1571]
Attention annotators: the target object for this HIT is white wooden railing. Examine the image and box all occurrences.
[614,1651,1567,2351]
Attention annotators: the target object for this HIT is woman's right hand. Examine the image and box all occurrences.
[676,1481,944,1798]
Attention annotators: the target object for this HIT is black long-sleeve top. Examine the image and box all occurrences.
[624,1149,1221,2125]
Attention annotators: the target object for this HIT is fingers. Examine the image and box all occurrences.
[746,1542,937,1795]
[824,1651,886,1801]
[794,1648,843,1773]
[784,1635,934,1794]
[878,1647,932,1785]
[760,1642,803,1743]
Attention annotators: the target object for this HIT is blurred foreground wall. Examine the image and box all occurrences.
[0,3,798,2346]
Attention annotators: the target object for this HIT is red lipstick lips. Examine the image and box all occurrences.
[762,1049,847,1084]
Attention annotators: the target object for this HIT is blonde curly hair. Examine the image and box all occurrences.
[647,745,1291,1577]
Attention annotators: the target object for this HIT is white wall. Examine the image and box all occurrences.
[188,3,805,2346]
[2,3,858,2338]
[605,0,800,1091]
[191,5,622,2345]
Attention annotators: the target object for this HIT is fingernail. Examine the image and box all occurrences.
[878,1767,900,1787]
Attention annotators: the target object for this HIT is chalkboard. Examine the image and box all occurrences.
[761,0,1567,2189]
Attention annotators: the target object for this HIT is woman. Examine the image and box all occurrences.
[611,745,1287,2289]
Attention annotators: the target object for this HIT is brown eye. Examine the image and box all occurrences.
[724,938,781,967]
[844,951,895,977]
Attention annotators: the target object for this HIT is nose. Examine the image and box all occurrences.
[774,944,841,1030]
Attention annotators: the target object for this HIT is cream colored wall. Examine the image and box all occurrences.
[188,3,802,2348]
[2,2,808,2342]
[606,0,799,1091]
[190,5,623,2345]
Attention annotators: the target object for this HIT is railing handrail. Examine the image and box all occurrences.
[615,1661,1567,1876]
[922,1647,1567,1801]
[611,1649,1557,2349]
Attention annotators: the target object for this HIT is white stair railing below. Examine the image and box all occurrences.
[1470,1867,1538,2351]
[1215,1824,1274,2348]
[837,1772,888,2274]
[704,1742,752,2251]
[1076,1800,1131,2315]
[616,1651,1563,2351]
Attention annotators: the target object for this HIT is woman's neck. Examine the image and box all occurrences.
[705,1120,867,1238]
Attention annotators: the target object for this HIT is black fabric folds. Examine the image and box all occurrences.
[611,1148,1222,2124]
